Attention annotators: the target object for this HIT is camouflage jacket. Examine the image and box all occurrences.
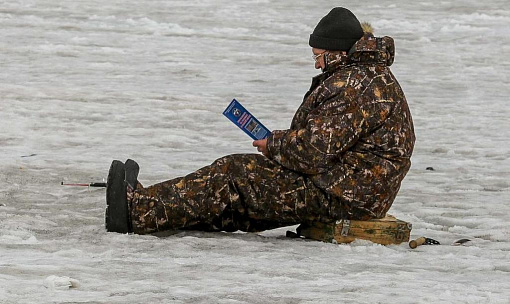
[267,33,415,220]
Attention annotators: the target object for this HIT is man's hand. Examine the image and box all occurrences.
[253,139,269,157]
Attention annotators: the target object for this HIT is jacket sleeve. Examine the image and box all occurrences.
[266,95,392,175]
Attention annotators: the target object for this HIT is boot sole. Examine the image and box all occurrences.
[105,160,130,233]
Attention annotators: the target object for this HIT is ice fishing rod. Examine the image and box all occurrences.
[61,182,107,187]
[409,237,471,249]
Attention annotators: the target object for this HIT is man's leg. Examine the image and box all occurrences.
[129,154,331,234]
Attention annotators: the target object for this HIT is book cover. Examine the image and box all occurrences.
[223,99,270,140]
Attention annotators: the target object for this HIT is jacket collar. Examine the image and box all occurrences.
[321,33,396,74]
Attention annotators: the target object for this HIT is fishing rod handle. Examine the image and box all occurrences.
[89,182,107,187]
[409,237,427,249]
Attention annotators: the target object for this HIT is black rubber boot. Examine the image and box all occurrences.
[105,160,131,233]
[124,159,140,190]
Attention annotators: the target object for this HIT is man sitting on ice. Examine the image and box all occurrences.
[105,7,415,235]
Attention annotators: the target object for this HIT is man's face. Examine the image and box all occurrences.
[312,48,327,70]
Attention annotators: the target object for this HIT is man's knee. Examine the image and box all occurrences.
[211,154,265,172]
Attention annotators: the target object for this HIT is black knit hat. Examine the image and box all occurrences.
[309,7,363,51]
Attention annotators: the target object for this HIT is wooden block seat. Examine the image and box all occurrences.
[295,215,412,245]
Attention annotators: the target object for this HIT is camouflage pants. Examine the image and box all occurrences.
[129,154,332,234]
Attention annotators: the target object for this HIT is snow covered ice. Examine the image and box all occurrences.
[1,0,509,303]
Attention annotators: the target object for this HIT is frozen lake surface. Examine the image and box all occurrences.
[1,0,509,303]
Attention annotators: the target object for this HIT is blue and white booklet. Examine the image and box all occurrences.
[223,99,270,140]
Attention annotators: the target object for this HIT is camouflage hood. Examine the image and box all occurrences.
[323,33,395,73]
